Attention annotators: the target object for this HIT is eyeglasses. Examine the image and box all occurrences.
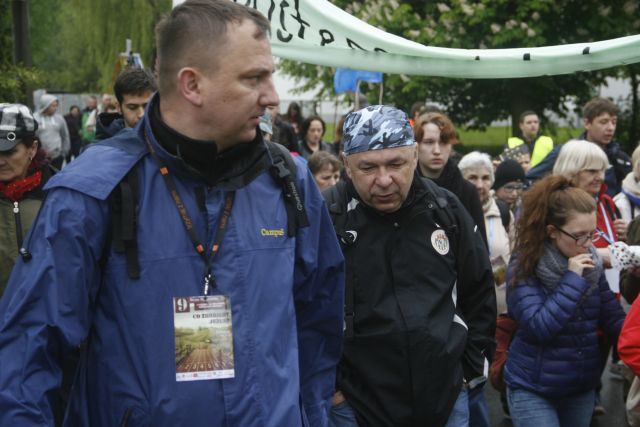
[502,184,524,193]
[555,226,596,245]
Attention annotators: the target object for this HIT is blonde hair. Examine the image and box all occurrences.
[552,139,609,183]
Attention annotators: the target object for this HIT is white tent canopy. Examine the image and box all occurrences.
[173,0,640,79]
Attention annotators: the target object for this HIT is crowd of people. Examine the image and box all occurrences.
[1,1,640,427]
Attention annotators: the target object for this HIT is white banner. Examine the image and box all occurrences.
[173,0,640,79]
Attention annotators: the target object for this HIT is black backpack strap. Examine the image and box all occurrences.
[108,166,141,279]
[496,199,511,231]
[324,181,355,245]
[323,180,356,340]
[265,141,309,237]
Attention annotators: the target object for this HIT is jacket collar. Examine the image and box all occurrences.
[141,93,270,189]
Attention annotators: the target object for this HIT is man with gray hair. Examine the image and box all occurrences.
[0,1,344,426]
[324,105,496,427]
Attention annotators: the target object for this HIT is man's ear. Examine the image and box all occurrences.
[342,152,353,179]
[583,117,591,131]
[176,67,203,107]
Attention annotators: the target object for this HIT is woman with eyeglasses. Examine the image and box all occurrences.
[552,139,628,416]
[504,175,625,427]
[493,159,526,213]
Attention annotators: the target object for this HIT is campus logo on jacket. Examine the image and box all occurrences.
[430,229,450,255]
[261,228,285,237]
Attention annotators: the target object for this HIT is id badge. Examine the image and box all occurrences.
[173,295,235,381]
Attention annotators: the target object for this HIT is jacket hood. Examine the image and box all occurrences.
[38,94,58,114]
[96,112,125,140]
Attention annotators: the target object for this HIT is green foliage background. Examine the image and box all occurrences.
[33,0,171,92]
[0,0,44,103]
[2,0,638,148]
[1,0,171,100]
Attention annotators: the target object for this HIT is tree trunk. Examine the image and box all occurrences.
[509,81,529,137]
[11,0,33,107]
[630,67,639,151]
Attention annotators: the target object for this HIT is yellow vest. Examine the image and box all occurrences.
[507,135,553,167]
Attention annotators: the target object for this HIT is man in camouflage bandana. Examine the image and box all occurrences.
[340,105,417,213]
[324,105,496,427]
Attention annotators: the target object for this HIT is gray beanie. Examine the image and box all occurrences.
[38,94,58,114]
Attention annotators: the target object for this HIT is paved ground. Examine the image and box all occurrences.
[485,361,626,426]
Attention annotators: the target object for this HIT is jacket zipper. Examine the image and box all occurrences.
[13,201,24,249]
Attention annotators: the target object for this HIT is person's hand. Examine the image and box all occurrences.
[568,253,596,277]
[332,390,346,407]
[614,219,628,241]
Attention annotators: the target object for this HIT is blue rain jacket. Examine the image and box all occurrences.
[0,106,345,426]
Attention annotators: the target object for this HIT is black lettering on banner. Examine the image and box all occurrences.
[374,47,387,53]
[290,0,310,39]
[346,38,366,50]
[267,0,276,21]
[277,0,293,43]
[319,29,335,46]
[239,0,257,8]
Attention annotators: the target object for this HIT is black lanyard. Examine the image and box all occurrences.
[143,132,234,296]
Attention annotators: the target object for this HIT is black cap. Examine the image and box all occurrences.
[0,103,38,152]
[493,159,525,190]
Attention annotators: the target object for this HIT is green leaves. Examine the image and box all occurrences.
[282,0,639,135]
[29,0,171,93]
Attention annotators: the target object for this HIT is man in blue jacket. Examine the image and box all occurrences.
[0,1,344,426]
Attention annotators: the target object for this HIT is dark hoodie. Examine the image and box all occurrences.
[95,112,126,141]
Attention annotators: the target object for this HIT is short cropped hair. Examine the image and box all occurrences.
[582,97,618,122]
[458,151,494,185]
[553,139,609,183]
[414,112,458,145]
[155,0,270,95]
[114,68,157,105]
[519,110,538,123]
[308,151,342,175]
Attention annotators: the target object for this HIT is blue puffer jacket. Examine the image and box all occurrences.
[504,267,624,397]
[0,104,345,426]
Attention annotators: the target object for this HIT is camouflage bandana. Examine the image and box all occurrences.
[342,105,415,155]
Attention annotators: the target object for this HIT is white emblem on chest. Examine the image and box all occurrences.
[430,229,450,255]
